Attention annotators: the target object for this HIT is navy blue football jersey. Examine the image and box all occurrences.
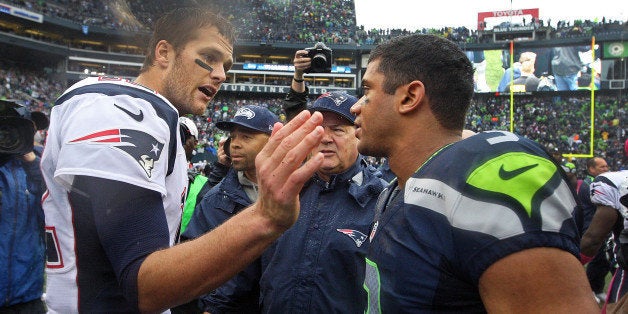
[364,131,580,312]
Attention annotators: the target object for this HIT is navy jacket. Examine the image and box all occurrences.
[182,168,261,313]
[182,168,252,241]
[0,156,45,307]
[203,157,387,313]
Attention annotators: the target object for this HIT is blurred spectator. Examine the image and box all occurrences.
[178,116,206,236]
[578,156,613,303]
[505,52,541,93]
[551,46,588,91]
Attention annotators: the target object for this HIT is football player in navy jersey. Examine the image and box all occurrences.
[350,34,599,312]
[41,6,324,313]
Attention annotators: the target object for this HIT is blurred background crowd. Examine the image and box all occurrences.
[1,0,626,173]
[1,62,626,176]
[3,0,626,48]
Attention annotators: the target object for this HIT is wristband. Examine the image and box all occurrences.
[580,252,594,265]
[293,77,304,83]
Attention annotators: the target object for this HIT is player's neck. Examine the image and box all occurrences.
[134,72,162,95]
[391,131,461,189]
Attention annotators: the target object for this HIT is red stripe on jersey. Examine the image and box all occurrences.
[70,129,121,142]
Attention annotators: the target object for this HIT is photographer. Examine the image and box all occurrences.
[0,99,48,313]
[283,49,312,121]
[284,43,332,121]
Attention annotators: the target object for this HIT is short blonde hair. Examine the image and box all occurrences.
[519,52,537,75]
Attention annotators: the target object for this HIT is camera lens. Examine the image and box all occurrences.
[304,42,332,73]
[311,53,328,71]
[0,125,21,152]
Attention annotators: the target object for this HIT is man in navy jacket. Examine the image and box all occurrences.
[181,105,280,313]
[198,85,387,312]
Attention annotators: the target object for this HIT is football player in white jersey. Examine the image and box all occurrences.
[581,170,628,311]
[41,6,324,313]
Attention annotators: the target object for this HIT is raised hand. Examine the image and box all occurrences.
[254,110,324,231]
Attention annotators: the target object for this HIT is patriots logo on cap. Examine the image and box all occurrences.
[69,129,164,178]
[234,107,256,119]
[320,92,347,107]
[337,229,367,247]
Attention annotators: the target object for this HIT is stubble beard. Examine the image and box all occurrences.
[163,57,197,115]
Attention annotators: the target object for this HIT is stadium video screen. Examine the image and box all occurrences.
[466,44,602,93]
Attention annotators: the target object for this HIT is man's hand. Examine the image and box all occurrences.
[20,151,37,163]
[254,110,324,231]
[293,49,311,77]
[217,136,231,166]
[137,110,324,313]
[288,49,310,101]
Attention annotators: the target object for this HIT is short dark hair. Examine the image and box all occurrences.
[141,6,236,72]
[367,34,475,130]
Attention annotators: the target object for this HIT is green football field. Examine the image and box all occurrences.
[484,49,506,91]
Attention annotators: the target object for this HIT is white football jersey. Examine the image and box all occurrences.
[41,76,187,313]
[590,170,628,223]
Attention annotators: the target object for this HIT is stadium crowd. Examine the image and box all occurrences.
[2,0,626,48]
[1,63,626,176]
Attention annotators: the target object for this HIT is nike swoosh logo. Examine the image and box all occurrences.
[114,103,144,122]
[498,163,538,180]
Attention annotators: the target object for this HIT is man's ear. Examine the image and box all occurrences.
[398,80,425,114]
[154,40,173,68]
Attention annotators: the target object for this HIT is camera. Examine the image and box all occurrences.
[304,42,332,73]
[0,101,35,155]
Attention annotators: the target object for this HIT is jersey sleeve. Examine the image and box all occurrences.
[590,179,619,209]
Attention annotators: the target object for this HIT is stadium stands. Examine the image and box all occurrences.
[0,0,626,172]
[2,0,626,46]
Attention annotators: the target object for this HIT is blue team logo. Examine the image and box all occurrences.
[337,229,367,247]
[320,91,348,106]
[69,129,165,178]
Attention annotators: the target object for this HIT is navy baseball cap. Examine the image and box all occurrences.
[216,105,280,134]
[309,91,357,124]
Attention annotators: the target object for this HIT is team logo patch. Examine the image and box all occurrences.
[234,107,256,119]
[321,92,348,106]
[467,152,556,217]
[337,229,367,247]
[69,129,165,178]
[114,103,144,122]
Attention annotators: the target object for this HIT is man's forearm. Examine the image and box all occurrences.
[137,204,282,313]
[137,110,325,313]
[283,87,308,122]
